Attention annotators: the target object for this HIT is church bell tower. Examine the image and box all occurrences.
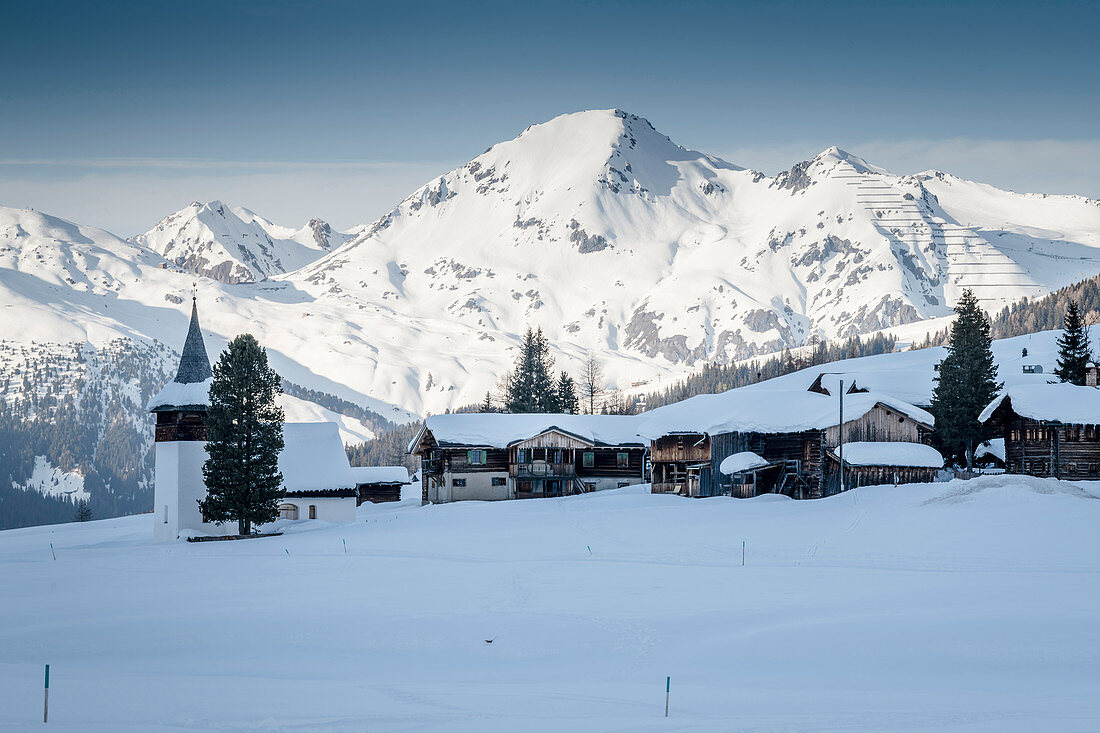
[148,298,214,541]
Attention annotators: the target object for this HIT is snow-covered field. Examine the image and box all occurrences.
[3,477,1099,732]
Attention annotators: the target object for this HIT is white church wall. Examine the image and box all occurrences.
[281,496,357,523]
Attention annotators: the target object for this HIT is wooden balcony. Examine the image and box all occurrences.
[510,462,575,479]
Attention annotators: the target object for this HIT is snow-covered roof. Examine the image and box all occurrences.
[349,466,410,485]
[410,413,647,451]
[834,442,944,468]
[976,439,1006,462]
[719,452,770,475]
[637,382,933,438]
[979,383,1100,425]
[147,378,212,411]
[147,298,214,411]
[280,422,358,493]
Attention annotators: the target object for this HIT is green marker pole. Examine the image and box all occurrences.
[665,675,670,717]
[43,664,49,723]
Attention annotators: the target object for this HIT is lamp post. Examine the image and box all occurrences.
[838,379,845,493]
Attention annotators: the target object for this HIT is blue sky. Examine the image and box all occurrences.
[3,0,1098,234]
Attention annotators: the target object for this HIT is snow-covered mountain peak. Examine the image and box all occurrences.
[133,201,348,284]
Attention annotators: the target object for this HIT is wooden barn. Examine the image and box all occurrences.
[824,442,943,490]
[349,466,410,504]
[408,414,647,504]
[646,376,935,499]
[980,383,1100,479]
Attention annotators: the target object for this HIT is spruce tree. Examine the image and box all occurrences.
[504,327,558,412]
[556,372,579,414]
[200,334,285,535]
[531,328,558,412]
[1054,300,1092,385]
[72,499,93,522]
[930,290,1003,469]
[504,329,538,413]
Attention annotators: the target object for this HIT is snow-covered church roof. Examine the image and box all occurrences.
[280,422,359,493]
[148,298,213,412]
[979,383,1100,425]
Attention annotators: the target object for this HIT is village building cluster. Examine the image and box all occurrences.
[148,302,1100,540]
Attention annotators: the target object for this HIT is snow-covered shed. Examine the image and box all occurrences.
[408,414,648,503]
[718,451,778,498]
[980,383,1100,479]
[825,442,944,488]
[349,465,410,504]
[642,376,934,499]
[277,422,359,522]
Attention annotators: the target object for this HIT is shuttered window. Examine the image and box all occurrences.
[467,450,486,465]
[616,452,629,468]
[582,452,594,468]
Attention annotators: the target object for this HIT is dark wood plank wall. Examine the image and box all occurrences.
[994,409,1100,479]
[577,447,646,479]
[154,410,207,441]
[444,447,510,472]
[651,434,710,464]
[824,404,925,445]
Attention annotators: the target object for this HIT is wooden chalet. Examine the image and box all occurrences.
[981,383,1100,479]
[408,414,647,504]
[646,376,935,499]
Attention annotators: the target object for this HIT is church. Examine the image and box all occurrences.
[147,299,377,541]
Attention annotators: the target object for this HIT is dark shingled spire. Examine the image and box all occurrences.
[174,298,213,384]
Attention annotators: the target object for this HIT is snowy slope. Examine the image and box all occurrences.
[2,477,1099,731]
[3,109,1100,419]
[134,201,349,283]
[289,109,1100,408]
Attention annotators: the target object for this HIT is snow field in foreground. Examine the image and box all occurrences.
[2,477,1099,732]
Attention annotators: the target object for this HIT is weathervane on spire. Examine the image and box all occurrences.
[191,280,197,303]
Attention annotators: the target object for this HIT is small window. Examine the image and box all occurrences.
[617,481,630,488]
[616,452,629,468]
[452,478,466,487]
[582,452,594,468]
[467,450,486,465]
[279,503,298,520]
[308,505,316,520]
[516,449,527,463]
[491,477,506,486]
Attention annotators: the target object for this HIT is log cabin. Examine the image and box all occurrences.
[824,441,943,490]
[349,466,411,504]
[645,376,935,499]
[980,383,1100,479]
[408,414,648,504]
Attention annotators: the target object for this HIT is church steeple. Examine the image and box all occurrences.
[174,297,213,384]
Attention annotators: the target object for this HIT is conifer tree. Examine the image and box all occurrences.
[200,334,285,535]
[930,290,1003,469]
[480,391,495,412]
[556,372,579,414]
[72,499,93,522]
[1054,300,1092,385]
[504,327,558,412]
